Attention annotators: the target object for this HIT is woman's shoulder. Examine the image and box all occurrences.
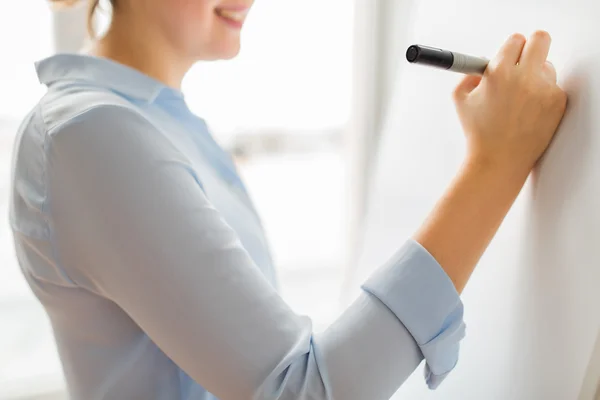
[35,81,145,136]
[11,82,164,205]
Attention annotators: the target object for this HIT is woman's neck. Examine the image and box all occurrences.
[90,13,193,90]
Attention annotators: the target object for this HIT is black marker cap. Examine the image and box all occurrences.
[406,45,454,70]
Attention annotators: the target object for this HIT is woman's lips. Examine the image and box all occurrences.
[215,7,249,29]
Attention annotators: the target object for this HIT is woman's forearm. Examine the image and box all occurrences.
[413,156,530,293]
[429,30,566,294]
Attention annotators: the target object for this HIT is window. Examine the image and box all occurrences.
[0,3,68,400]
[184,0,354,329]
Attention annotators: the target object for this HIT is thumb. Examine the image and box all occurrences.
[453,75,483,101]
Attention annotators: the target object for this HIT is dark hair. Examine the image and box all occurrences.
[49,0,111,37]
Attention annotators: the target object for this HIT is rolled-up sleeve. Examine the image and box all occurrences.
[47,104,466,400]
[362,240,466,389]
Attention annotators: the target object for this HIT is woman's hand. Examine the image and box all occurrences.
[453,31,568,175]
[414,31,569,293]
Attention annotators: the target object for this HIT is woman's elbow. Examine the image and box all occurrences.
[252,350,332,400]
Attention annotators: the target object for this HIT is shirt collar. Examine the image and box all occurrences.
[35,53,184,103]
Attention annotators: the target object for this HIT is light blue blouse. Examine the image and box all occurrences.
[9,54,465,400]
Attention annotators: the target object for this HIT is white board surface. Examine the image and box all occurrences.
[355,1,600,399]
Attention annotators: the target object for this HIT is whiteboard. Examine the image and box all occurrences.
[355,0,600,399]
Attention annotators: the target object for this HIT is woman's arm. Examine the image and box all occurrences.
[48,105,462,400]
[46,31,566,400]
[414,156,529,294]
[415,31,567,294]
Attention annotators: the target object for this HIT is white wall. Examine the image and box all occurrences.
[357,0,600,399]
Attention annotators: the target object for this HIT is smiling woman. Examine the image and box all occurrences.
[50,0,251,63]
[12,1,464,398]
[3,1,354,399]
[9,0,566,399]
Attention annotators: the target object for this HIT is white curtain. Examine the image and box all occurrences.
[341,0,417,305]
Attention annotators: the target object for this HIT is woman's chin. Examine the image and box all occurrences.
[199,42,241,61]
[219,45,242,60]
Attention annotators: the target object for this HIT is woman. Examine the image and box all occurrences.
[9,0,567,399]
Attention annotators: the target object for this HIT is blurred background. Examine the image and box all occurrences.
[0,0,409,398]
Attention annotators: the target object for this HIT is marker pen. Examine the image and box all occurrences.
[406,44,489,75]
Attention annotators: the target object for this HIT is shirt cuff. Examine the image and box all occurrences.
[361,239,466,389]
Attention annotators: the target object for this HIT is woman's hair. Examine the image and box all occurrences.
[49,0,111,37]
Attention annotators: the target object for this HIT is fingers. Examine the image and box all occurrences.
[520,30,552,68]
[489,33,526,70]
[453,75,483,100]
